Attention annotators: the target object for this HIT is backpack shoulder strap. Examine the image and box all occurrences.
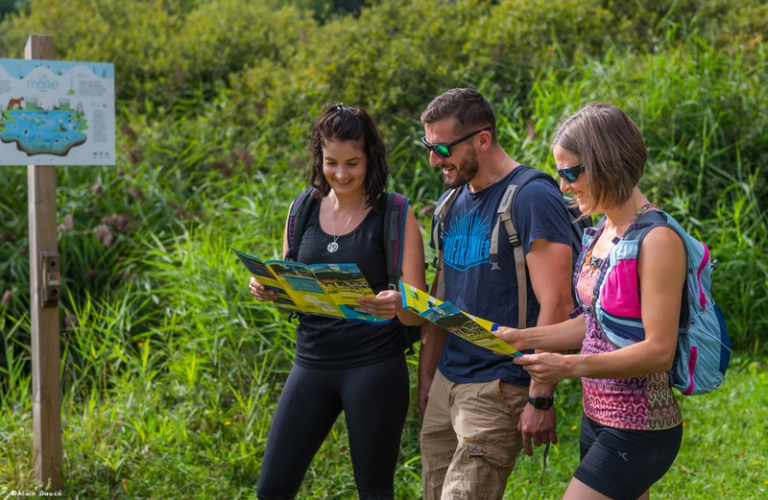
[490,166,559,262]
[622,209,669,242]
[383,192,410,289]
[431,187,461,301]
[285,188,317,262]
[431,187,461,255]
[569,216,606,318]
[621,209,693,331]
[489,165,558,329]
[382,192,422,356]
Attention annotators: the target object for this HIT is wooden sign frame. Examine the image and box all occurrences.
[26,33,62,491]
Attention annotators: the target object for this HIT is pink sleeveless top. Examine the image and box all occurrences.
[577,262,682,430]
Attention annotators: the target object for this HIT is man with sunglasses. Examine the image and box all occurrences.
[418,88,575,499]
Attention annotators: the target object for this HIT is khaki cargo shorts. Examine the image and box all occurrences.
[420,369,527,500]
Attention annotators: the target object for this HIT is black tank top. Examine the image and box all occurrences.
[294,193,405,369]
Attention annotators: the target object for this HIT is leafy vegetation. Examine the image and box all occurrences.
[0,0,766,497]
[0,0,25,19]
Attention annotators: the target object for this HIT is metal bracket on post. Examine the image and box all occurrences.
[40,251,60,308]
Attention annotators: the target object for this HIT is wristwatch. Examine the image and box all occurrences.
[527,395,554,410]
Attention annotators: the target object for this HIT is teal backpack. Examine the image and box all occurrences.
[574,208,731,395]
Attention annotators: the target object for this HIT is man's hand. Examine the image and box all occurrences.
[517,404,558,457]
[418,321,445,415]
[418,371,434,415]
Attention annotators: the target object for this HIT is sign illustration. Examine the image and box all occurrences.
[0,58,115,166]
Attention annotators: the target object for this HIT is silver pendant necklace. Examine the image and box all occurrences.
[327,208,355,253]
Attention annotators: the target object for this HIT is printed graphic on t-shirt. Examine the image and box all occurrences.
[443,210,492,271]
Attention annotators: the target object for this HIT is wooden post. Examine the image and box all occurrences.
[26,34,62,490]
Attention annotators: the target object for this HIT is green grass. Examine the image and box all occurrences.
[2,340,766,498]
[507,356,768,500]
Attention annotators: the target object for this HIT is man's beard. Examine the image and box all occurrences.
[443,148,479,189]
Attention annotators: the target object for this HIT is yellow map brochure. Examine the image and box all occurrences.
[232,247,388,324]
[399,281,521,357]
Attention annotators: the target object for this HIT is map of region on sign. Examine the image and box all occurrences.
[0,58,115,166]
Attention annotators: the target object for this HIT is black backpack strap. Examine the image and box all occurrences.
[285,188,316,262]
[383,192,410,289]
[382,192,422,356]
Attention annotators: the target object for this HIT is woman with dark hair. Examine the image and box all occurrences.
[494,102,686,500]
[250,103,426,500]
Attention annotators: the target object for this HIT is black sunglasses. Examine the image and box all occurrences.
[421,128,491,159]
[556,164,585,183]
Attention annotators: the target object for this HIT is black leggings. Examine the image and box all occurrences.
[257,355,410,500]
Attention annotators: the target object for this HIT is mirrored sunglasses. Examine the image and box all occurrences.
[421,128,491,159]
[556,164,585,183]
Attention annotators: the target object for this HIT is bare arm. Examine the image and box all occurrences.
[281,211,290,259]
[516,239,574,455]
[396,206,428,324]
[495,317,586,351]
[417,252,447,415]
[525,238,576,339]
[515,226,685,384]
[357,206,427,323]
[573,226,684,377]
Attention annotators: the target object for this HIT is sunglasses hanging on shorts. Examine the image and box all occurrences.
[556,164,585,183]
[421,127,491,159]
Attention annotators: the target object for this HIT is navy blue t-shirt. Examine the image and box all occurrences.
[431,165,572,385]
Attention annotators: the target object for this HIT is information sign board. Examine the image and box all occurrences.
[0,59,115,165]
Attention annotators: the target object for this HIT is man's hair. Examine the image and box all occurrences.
[421,88,498,142]
[309,103,388,206]
[551,102,646,212]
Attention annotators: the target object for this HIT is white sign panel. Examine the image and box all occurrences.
[0,59,115,166]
